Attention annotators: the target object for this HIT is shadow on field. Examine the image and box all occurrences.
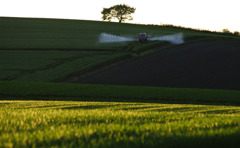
[14,104,79,109]
[199,109,240,114]
[28,127,240,148]
[137,106,207,112]
[2,95,240,107]
[13,104,119,110]
[119,106,156,111]
[60,104,119,110]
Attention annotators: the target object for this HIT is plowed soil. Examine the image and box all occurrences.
[77,40,240,90]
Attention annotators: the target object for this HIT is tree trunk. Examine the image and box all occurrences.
[119,15,123,23]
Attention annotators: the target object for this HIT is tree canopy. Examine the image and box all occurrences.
[101,4,136,23]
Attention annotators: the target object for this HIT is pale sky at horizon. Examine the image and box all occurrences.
[1,0,239,32]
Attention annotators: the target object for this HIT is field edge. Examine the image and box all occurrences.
[1,81,240,105]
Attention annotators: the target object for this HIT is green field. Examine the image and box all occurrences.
[1,100,240,148]
[0,50,127,81]
[1,81,240,147]
[1,81,240,104]
[1,17,240,147]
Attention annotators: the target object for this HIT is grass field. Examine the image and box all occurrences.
[1,17,240,147]
[1,80,239,148]
[1,100,240,148]
[1,81,240,105]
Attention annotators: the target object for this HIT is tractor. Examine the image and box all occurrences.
[138,32,148,43]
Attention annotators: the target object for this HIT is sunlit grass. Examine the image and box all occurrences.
[1,100,240,147]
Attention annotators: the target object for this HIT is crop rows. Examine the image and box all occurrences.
[1,100,240,147]
[0,50,127,81]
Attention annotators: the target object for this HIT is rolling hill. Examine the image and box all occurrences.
[1,17,239,83]
[1,17,240,148]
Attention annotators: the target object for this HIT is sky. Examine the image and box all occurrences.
[1,0,239,32]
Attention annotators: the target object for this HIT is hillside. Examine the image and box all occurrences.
[0,17,234,50]
[78,40,240,90]
[0,17,240,86]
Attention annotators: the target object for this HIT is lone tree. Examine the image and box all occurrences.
[222,29,231,34]
[101,4,136,23]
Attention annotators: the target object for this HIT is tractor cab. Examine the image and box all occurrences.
[138,32,147,43]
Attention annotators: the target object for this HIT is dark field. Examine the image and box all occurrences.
[78,40,240,90]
